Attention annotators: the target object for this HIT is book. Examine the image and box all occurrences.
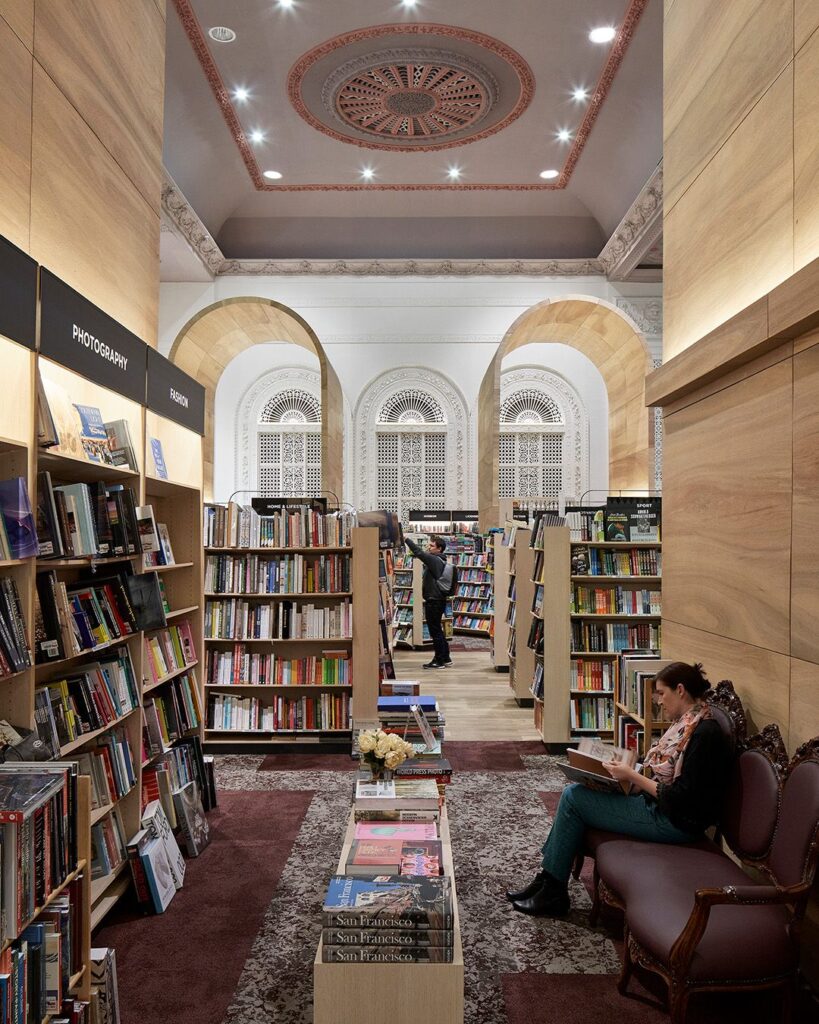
[40,375,84,460]
[72,405,113,465]
[0,477,39,559]
[121,572,166,632]
[138,836,176,913]
[36,367,59,449]
[171,781,210,857]
[346,838,443,877]
[156,524,175,565]
[321,946,454,963]
[149,438,168,480]
[321,927,452,946]
[377,695,437,712]
[135,506,161,556]
[89,948,121,1024]
[353,822,438,840]
[556,738,638,795]
[104,419,138,472]
[322,875,452,928]
[354,778,440,810]
[141,800,185,889]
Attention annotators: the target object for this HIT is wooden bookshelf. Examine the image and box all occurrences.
[391,539,453,650]
[505,524,535,707]
[450,539,493,637]
[491,531,510,671]
[314,804,464,1024]
[202,524,380,748]
[613,656,672,758]
[528,520,571,744]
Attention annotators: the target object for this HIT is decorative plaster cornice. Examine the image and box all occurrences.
[614,297,663,337]
[598,163,663,280]
[218,258,603,277]
[161,171,224,275]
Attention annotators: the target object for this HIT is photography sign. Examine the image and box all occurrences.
[39,269,147,403]
[147,347,205,435]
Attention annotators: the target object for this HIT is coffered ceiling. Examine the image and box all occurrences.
[161,0,662,268]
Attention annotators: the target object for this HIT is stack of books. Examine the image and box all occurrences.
[376,695,445,756]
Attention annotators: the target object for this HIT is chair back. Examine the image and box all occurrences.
[768,739,819,890]
[721,730,783,861]
[705,680,747,755]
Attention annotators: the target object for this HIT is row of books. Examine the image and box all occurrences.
[205,647,352,686]
[564,498,661,543]
[455,569,491,584]
[456,585,492,600]
[126,798,200,916]
[571,546,661,577]
[204,552,351,595]
[204,598,352,640]
[38,377,139,471]
[138,505,176,568]
[37,472,144,560]
[531,582,544,618]
[203,502,355,549]
[570,695,615,731]
[143,621,197,685]
[0,576,31,677]
[531,661,543,700]
[207,691,352,732]
[91,807,127,881]
[570,621,662,653]
[0,477,39,560]
[76,727,137,809]
[38,650,140,751]
[144,673,202,751]
[451,614,491,632]
[571,658,616,691]
[571,586,662,615]
[141,736,215,815]
[451,599,491,614]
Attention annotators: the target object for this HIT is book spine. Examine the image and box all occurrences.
[321,946,453,963]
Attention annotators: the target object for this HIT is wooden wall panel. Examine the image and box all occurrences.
[34,0,164,213]
[791,343,819,662]
[795,0,819,53]
[0,0,33,50]
[662,361,793,654]
[0,16,31,249]
[663,0,792,211]
[662,620,791,744]
[664,68,794,359]
[29,65,160,344]
[794,28,819,272]
[790,658,819,750]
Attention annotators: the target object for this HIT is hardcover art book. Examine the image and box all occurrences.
[346,838,443,877]
[0,477,39,559]
[73,404,114,465]
[322,875,452,928]
[172,780,210,857]
[150,438,168,480]
[321,927,452,946]
[556,737,638,795]
[321,946,453,963]
[353,822,438,841]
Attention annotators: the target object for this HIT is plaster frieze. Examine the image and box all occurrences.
[598,164,663,281]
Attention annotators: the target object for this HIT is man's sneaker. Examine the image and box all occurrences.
[440,659,453,667]
[422,660,444,669]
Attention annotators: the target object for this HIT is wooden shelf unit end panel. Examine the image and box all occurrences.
[540,526,571,744]
[351,526,380,720]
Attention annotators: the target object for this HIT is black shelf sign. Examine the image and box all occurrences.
[146,348,205,435]
[39,269,147,403]
[0,235,37,350]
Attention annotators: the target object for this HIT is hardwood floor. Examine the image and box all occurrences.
[392,647,542,742]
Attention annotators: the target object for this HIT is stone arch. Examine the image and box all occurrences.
[478,296,652,527]
[168,297,343,501]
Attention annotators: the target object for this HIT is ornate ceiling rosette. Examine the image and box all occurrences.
[288,24,534,152]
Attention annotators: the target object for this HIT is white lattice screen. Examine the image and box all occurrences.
[498,431,564,499]
[258,429,322,497]
[377,431,447,522]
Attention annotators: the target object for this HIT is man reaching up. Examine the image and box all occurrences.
[405,535,455,669]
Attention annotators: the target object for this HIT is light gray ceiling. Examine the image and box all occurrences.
[162,0,661,262]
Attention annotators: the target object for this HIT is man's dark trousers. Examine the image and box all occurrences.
[424,598,450,664]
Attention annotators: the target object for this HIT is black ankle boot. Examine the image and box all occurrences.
[511,874,570,918]
[505,870,547,903]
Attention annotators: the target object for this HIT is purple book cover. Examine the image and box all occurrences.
[0,477,39,558]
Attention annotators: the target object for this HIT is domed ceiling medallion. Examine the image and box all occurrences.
[288,24,534,152]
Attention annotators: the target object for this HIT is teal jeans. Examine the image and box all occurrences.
[541,783,698,883]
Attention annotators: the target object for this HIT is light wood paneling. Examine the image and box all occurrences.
[145,410,203,491]
[794,29,819,273]
[789,658,819,749]
[34,0,165,212]
[662,620,791,744]
[768,255,819,339]
[662,361,793,653]
[795,0,819,53]
[29,65,160,344]
[0,338,33,446]
[791,343,819,662]
[664,68,794,359]
[0,0,32,50]
[663,0,792,212]
[795,326,819,355]
[0,17,31,249]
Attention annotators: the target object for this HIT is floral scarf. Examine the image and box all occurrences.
[644,701,710,784]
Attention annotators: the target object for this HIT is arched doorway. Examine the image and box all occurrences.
[478,296,653,526]
[168,297,344,501]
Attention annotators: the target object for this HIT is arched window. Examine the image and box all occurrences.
[354,370,468,521]
[236,369,323,499]
[499,368,588,501]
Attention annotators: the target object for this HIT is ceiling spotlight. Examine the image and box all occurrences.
[249,130,265,144]
[572,87,588,101]
[208,26,236,42]
[361,167,375,181]
[263,170,283,180]
[557,129,572,142]
[539,169,559,180]
[447,166,462,181]
[589,26,617,43]
[278,0,295,7]
[401,0,418,6]
[233,87,250,103]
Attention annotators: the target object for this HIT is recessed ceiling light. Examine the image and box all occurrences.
[447,166,462,180]
[572,87,588,101]
[233,87,250,103]
[278,0,295,7]
[263,170,282,180]
[557,129,572,142]
[401,0,418,6]
[361,167,375,181]
[249,130,265,144]
[589,26,616,43]
[208,26,236,42]
[539,169,559,180]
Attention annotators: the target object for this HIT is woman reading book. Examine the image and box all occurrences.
[507,662,731,917]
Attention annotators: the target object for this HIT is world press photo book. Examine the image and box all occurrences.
[73,404,114,465]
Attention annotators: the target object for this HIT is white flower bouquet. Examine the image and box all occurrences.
[358,728,414,779]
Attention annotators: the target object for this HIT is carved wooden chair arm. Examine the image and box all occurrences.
[668,884,805,975]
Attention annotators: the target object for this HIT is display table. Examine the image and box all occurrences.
[313,805,464,1024]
